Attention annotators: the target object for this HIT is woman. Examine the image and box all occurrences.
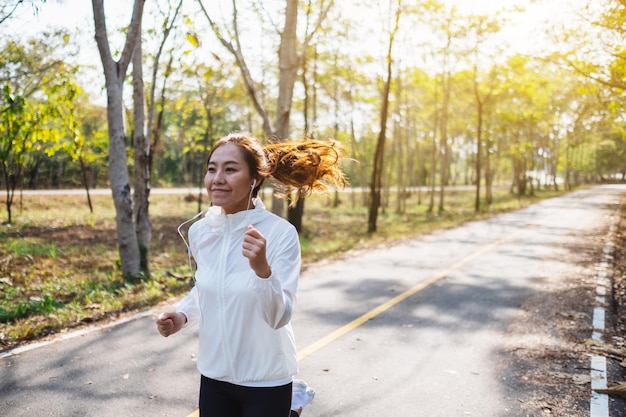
[156,132,345,417]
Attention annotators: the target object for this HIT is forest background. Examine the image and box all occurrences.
[1,0,626,349]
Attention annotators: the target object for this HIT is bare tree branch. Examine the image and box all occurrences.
[253,0,280,36]
[118,0,145,76]
[558,55,626,90]
[302,0,334,50]
[0,0,24,25]
[195,0,273,136]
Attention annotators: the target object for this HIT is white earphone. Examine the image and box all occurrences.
[251,179,256,188]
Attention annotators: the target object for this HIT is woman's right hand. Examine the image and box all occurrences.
[156,312,187,337]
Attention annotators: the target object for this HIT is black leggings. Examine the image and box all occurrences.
[199,375,298,417]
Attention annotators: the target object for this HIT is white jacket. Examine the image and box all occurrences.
[176,198,300,387]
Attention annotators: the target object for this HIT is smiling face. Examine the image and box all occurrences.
[205,142,257,214]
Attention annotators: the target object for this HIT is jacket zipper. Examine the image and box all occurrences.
[220,216,237,379]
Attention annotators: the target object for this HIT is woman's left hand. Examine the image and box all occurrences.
[243,225,271,278]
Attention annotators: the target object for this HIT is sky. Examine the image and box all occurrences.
[11,0,584,50]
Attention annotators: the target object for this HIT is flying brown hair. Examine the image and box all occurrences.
[209,132,347,202]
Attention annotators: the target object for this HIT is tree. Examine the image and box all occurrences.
[0,33,73,223]
[430,5,467,215]
[414,1,463,215]
[556,1,626,91]
[367,0,401,233]
[43,72,98,212]
[196,0,334,218]
[553,1,626,183]
[464,13,502,211]
[0,84,25,224]
[113,0,187,275]
[132,17,151,274]
[91,0,145,279]
[145,0,184,177]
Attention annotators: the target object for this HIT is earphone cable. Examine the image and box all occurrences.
[177,211,204,280]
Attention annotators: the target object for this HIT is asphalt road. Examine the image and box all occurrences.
[1,185,624,417]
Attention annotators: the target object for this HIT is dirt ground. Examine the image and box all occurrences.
[501,211,626,416]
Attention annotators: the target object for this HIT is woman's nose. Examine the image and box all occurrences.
[212,170,225,183]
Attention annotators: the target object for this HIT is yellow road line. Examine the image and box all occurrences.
[297,231,515,361]
[184,229,524,417]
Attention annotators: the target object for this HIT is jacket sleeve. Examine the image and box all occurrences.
[256,226,301,329]
[176,285,200,325]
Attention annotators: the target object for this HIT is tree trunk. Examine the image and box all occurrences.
[275,0,298,141]
[427,81,438,215]
[565,132,572,191]
[92,0,144,279]
[394,80,405,215]
[438,69,451,215]
[484,135,493,205]
[1,162,16,224]
[368,1,401,233]
[271,0,299,217]
[79,157,93,213]
[474,100,483,212]
[132,26,151,277]
[287,190,305,232]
